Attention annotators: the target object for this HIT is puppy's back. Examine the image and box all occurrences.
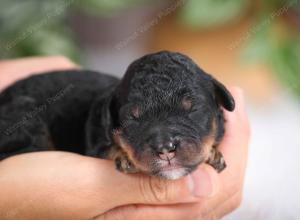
[0,70,119,153]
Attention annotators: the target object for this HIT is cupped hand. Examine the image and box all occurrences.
[96,87,250,220]
[0,57,250,220]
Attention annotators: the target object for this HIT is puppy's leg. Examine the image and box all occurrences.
[0,96,53,160]
[206,147,226,173]
[107,145,139,174]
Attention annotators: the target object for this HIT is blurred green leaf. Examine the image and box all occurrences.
[179,0,249,29]
[240,19,273,63]
[270,38,300,98]
[0,0,78,60]
[237,0,300,100]
[0,0,156,60]
[240,21,300,98]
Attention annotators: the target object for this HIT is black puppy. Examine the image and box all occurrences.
[0,51,234,180]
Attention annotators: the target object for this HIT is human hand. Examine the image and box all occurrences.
[95,87,250,220]
[0,57,250,220]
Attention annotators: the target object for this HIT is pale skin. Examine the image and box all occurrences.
[0,56,250,220]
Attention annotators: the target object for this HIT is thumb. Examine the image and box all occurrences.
[88,159,219,211]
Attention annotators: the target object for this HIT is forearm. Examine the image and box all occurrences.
[0,153,88,220]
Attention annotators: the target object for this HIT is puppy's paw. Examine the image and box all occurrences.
[106,145,139,174]
[115,155,138,173]
[206,148,226,173]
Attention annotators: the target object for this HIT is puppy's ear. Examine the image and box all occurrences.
[85,92,118,157]
[212,78,235,112]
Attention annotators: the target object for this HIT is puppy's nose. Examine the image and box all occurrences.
[157,142,176,161]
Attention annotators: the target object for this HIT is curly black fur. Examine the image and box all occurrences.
[0,51,234,179]
[0,71,118,159]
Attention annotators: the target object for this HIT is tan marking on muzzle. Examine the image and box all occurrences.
[111,130,150,173]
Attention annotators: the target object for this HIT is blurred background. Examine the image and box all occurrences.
[1,0,300,219]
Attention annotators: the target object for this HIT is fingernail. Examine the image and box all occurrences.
[188,168,215,197]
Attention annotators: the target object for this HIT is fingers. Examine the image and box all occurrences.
[0,87,249,220]
[96,188,242,220]
[182,87,250,218]
[84,158,214,209]
[96,204,190,220]
[197,88,250,219]
[219,86,250,187]
[201,190,242,220]
[94,187,241,220]
[76,87,250,218]
[96,203,202,220]
[0,151,215,219]
[0,56,79,91]
[220,86,250,150]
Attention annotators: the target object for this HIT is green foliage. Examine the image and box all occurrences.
[270,38,300,98]
[179,0,249,29]
[240,1,300,99]
[0,0,79,61]
[0,0,152,61]
[241,24,272,64]
[241,19,300,98]
[0,0,299,100]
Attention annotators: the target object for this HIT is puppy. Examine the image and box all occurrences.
[0,51,234,180]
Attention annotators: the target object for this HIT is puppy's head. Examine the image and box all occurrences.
[112,51,235,179]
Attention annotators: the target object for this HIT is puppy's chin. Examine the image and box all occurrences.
[157,167,190,180]
[149,160,201,180]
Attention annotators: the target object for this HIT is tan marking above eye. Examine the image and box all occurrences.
[182,97,192,110]
[131,106,140,118]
